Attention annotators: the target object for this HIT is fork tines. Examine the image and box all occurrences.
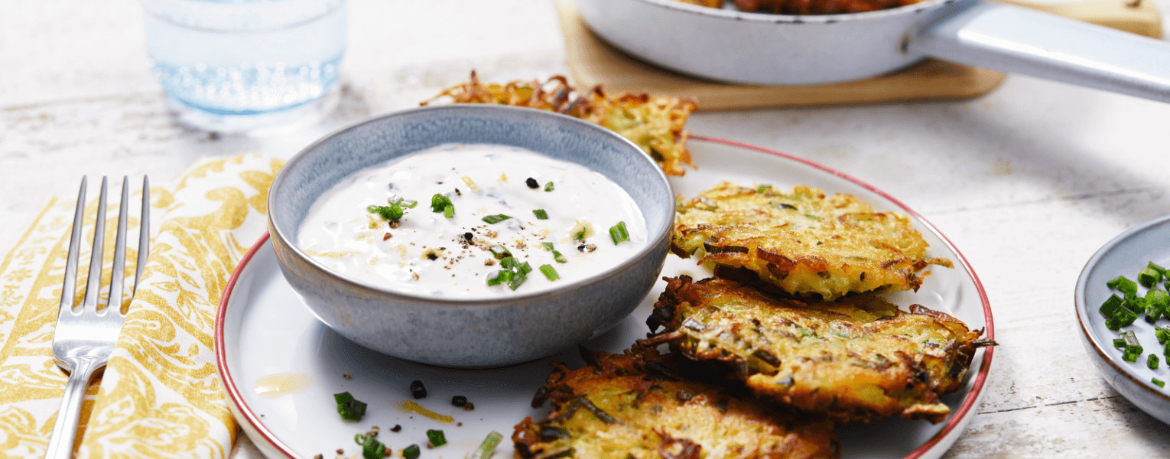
[59,176,150,314]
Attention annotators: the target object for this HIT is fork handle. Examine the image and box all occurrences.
[45,358,104,459]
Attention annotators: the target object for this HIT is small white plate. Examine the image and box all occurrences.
[216,137,994,459]
[1076,215,1170,426]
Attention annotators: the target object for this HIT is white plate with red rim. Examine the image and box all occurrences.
[215,136,995,459]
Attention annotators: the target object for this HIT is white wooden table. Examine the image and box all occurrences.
[5,0,1170,457]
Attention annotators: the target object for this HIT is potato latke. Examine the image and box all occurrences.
[673,183,951,300]
[514,349,838,459]
[644,276,984,424]
[423,72,697,176]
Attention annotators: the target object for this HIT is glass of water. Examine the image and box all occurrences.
[141,0,347,132]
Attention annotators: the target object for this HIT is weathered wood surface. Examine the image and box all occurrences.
[5,0,1170,457]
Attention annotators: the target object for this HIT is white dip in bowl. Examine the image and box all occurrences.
[297,143,648,297]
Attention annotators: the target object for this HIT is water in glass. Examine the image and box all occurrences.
[142,0,347,117]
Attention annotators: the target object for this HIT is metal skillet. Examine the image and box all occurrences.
[574,0,1170,103]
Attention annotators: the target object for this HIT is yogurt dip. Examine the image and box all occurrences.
[297,143,648,297]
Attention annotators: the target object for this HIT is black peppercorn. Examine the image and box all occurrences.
[410,380,427,399]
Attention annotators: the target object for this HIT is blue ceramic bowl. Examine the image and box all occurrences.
[267,105,675,368]
[1076,215,1170,425]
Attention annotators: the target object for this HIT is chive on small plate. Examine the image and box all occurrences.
[1076,215,1170,425]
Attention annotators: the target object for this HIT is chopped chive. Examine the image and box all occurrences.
[334,392,366,421]
[1107,275,1125,289]
[355,433,386,459]
[487,270,513,287]
[500,256,518,270]
[533,209,549,220]
[540,264,560,281]
[757,184,770,193]
[1107,311,1128,331]
[402,199,419,208]
[574,226,588,242]
[609,221,630,245]
[1123,330,1141,347]
[1150,354,1160,369]
[1115,338,1128,349]
[426,429,447,447]
[443,203,454,218]
[1101,294,1125,318]
[403,444,421,459]
[1109,276,1138,294]
[482,214,512,224]
[542,242,555,251]
[552,250,567,264]
[1157,327,1170,345]
[430,193,453,213]
[518,262,533,275]
[1124,341,1144,362]
[1127,291,1147,314]
[1151,261,1169,277]
[508,270,527,291]
[1155,378,1166,388]
[1164,341,1170,360]
[1140,267,1163,288]
[544,181,554,192]
[1148,290,1168,322]
[368,200,405,221]
[468,431,504,459]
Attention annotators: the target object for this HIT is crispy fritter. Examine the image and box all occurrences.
[423,71,697,176]
[671,0,923,14]
[514,349,838,459]
[673,183,952,300]
[643,276,984,424]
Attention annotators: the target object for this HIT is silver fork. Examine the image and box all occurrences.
[44,176,150,459]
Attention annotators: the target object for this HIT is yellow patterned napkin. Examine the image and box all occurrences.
[0,154,282,458]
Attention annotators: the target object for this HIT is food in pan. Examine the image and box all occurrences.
[514,349,838,459]
[297,143,648,297]
[671,0,923,14]
[672,183,952,300]
[643,275,985,423]
[422,72,698,176]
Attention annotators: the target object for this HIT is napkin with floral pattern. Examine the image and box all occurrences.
[0,154,281,458]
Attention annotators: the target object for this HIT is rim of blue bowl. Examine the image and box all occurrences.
[1075,214,1170,403]
[268,104,675,306]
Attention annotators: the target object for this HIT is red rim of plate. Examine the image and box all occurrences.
[214,136,995,459]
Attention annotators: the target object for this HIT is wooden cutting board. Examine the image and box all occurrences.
[556,0,1163,110]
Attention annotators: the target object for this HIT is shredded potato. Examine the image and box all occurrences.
[644,275,986,424]
[673,183,952,299]
[422,72,698,176]
[514,349,837,458]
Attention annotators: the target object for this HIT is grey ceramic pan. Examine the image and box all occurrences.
[575,0,1170,103]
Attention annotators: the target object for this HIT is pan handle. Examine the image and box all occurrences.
[908,0,1170,103]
